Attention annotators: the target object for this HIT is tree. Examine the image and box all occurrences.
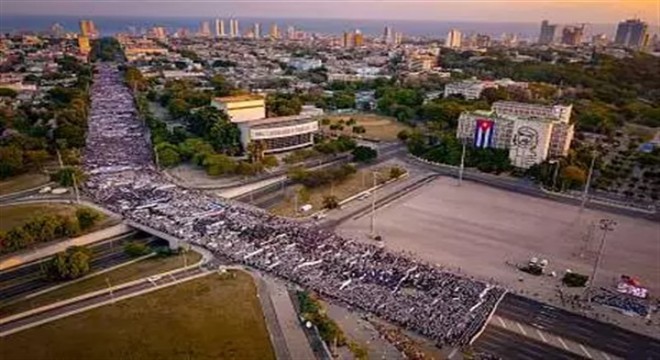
[210,74,234,97]
[266,93,302,117]
[322,195,340,209]
[124,66,146,91]
[481,87,510,104]
[203,154,237,176]
[397,129,410,142]
[247,140,267,163]
[24,150,49,170]
[0,88,18,98]
[352,125,366,134]
[124,241,150,257]
[46,246,92,280]
[389,166,405,179]
[561,165,587,189]
[351,146,378,163]
[155,142,182,168]
[0,145,25,179]
[51,166,86,187]
[262,155,279,168]
[76,208,101,230]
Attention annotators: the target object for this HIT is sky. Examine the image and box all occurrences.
[2,0,659,25]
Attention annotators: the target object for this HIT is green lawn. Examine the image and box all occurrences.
[0,203,84,231]
[0,271,276,360]
[0,251,202,317]
[0,173,50,196]
[323,114,412,141]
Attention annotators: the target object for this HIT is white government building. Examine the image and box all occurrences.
[456,101,574,168]
[211,94,321,153]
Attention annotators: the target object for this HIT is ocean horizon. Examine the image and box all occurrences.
[0,14,625,40]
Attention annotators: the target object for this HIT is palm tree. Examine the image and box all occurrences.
[247,140,267,163]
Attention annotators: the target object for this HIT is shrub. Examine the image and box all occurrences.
[76,208,101,230]
[562,272,589,287]
[45,246,92,280]
[323,195,340,209]
[124,241,151,257]
[389,166,405,179]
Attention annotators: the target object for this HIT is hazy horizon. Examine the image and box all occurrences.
[3,0,659,26]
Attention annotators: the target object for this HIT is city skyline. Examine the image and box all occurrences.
[3,0,659,26]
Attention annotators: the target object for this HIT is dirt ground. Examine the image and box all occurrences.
[323,114,411,142]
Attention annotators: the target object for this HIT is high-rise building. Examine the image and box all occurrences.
[591,33,607,46]
[394,32,403,45]
[614,18,648,49]
[383,26,393,44]
[253,23,261,39]
[50,23,65,37]
[269,23,280,39]
[78,36,91,55]
[475,34,491,48]
[538,20,557,45]
[354,29,364,47]
[445,29,462,48]
[199,21,211,37]
[151,26,167,39]
[215,19,225,37]
[79,19,98,38]
[229,19,240,37]
[287,25,295,40]
[561,25,584,46]
[342,31,353,48]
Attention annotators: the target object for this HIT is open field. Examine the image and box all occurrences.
[323,114,411,142]
[0,203,104,231]
[0,251,202,317]
[0,173,50,196]
[338,176,660,295]
[0,271,276,360]
[270,166,402,217]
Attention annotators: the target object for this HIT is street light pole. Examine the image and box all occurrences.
[581,153,597,211]
[458,139,466,186]
[71,173,80,203]
[370,172,377,238]
[550,160,560,192]
[586,218,616,304]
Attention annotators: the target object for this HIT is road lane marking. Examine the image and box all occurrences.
[516,322,527,336]
[580,344,593,359]
[556,336,569,350]
[536,329,547,343]
[497,316,508,329]
[448,348,458,359]
[601,351,611,360]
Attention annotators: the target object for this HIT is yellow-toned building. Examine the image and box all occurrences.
[211,95,321,153]
[78,36,91,55]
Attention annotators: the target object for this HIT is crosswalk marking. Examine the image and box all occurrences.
[516,322,527,336]
[536,329,547,343]
[580,344,593,359]
[601,351,611,360]
[556,336,569,350]
[497,316,508,329]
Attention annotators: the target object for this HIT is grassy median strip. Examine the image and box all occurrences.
[0,271,276,360]
[0,173,50,196]
[0,251,201,317]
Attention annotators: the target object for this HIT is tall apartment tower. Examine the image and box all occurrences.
[383,26,393,44]
[561,25,584,46]
[229,19,240,37]
[79,19,98,38]
[200,21,211,37]
[214,19,225,37]
[269,23,280,39]
[538,20,557,45]
[253,23,261,39]
[614,18,649,49]
[287,25,295,40]
[445,29,462,48]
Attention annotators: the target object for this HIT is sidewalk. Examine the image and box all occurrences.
[0,224,132,271]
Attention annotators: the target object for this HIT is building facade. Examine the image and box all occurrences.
[456,101,574,168]
[614,18,648,49]
[79,20,98,38]
[445,29,462,48]
[538,20,557,45]
[561,25,584,46]
[215,19,225,37]
[211,95,321,153]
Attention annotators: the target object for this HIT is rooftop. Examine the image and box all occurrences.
[248,114,318,129]
[214,94,265,103]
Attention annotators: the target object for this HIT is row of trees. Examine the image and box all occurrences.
[288,164,357,188]
[0,56,91,179]
[0,208,101,255]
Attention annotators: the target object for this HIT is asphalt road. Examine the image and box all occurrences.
[0,234,162,303]
[0,267,206,337]
[495,294,660,359]
[474,325,587,360]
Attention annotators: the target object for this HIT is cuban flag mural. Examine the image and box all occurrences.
[474,119,495,148]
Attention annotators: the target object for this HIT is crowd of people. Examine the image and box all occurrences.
[84,64,506,347]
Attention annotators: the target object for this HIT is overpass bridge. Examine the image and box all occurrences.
[123,220,181,250]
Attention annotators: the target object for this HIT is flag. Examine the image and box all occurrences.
[474,119,495,148]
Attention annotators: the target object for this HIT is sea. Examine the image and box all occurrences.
[0,14,622,40]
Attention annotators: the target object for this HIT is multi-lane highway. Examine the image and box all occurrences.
[0,233,161,303]
[474,294,660,359]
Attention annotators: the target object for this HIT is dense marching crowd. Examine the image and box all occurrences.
[84,64,506,347]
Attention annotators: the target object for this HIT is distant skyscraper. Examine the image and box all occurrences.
[342,31,353,48]
[354,29,364,47]
[475,34,491,48]
[269,23,280,39]
[50,23,65,37]
[253,23,261,39]
[445,29,462,48]
[79,19,98,38]
[199,21,211,37]
[287,25,295,40]
[151,26,167,39]
[538,20,557,45]
[215,19,225,37]
[614,18,648,49]
[394,32,403,45]
[78,36,91,55]
[228,19,240,37]
[561,25,584,46]
[383,26,393,44]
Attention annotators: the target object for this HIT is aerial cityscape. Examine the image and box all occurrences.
[0,1,659,360]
